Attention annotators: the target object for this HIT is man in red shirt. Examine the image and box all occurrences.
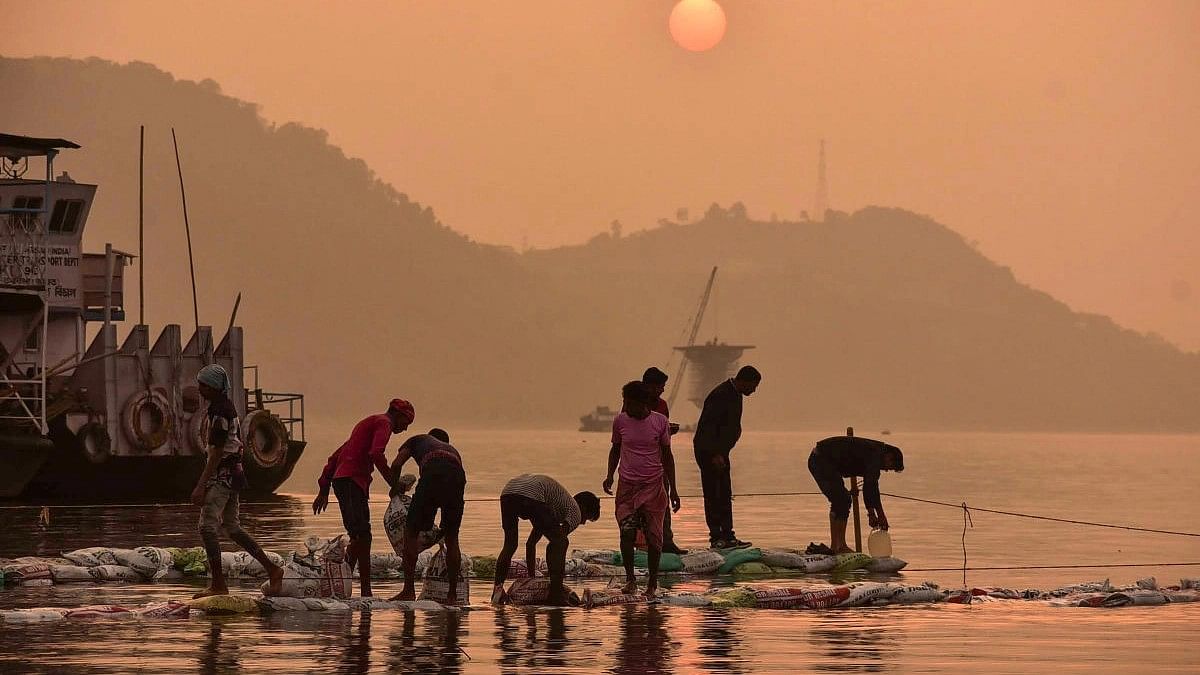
[642,367,686,555]
[313,398,414,596]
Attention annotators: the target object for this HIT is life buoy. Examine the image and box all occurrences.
[121,390,173,451]
[188,412,212,455]
[77,422,112,464]
[242,409,288,469]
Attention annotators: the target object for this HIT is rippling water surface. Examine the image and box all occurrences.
[2,430,1198,673]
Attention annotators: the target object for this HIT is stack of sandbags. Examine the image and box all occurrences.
[581,587,647,608]
[679,550,725,574]
[0,601,188,623]
[383,476,443,555]
[265,537,354,599]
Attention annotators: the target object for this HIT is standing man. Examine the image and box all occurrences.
[191,364,284,598]
[641,367,686,555]
[313,398,414,597]
[604,381,681,599]
[492,474,601,606]
[693,365,761,549]
[808,433,904,553]
[389,428,467,604]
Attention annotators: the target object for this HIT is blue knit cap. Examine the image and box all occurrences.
[197,363,230,395]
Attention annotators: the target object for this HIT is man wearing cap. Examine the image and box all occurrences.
[389,428,468,604]
[314,398,414,596]
[191,363,285,598]
[808,433,905,554]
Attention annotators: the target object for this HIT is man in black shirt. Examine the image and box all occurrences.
[693,365,761,549]
[808,434,905,554]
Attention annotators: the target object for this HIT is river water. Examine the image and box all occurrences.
[2,430,1198,673]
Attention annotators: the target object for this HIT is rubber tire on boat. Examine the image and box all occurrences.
[188,412,212,455]
[121,389,173,451]
[242,409,288,469]
[77,422,112,465]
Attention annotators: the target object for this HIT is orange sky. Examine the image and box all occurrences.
[5,1,1199,349]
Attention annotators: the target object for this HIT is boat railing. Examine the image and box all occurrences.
[242,366,304,442]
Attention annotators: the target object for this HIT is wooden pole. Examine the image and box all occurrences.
[138,125,145,325]
[170,128,200,336]
[225,292,241,338]
[847,426,863,552]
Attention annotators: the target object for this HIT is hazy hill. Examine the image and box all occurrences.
[3,56,1197,431]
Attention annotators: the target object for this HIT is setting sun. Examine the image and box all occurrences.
[669,0,727,52]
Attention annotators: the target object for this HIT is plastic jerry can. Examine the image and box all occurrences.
[867,529,893,558]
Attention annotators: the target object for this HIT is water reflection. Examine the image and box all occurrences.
[197,619,240,675]
[611,605,674,675]
[808,612,899,672]
[695,609,745,674]
[386,609,465,674]
[495,607,571,671]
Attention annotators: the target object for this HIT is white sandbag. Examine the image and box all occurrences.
[2,563,53,582]
[398,600,447,611]
[415,549,436,577]
[383,488,443,555]
[1166,591,1200,603]
[111,549,162,579]
[659,593,714,608]
[346,597,404,611]
[419,545,471,605]
[563,558,592,577]
[87,565,143,583]
[50,565,96,583]
[1134,577,1157,590]
[241,551,284,578]
[1125,590,1169,606]
[759,550,810,569]
[865,557,908,573]
[1048,579,1111,596]
[161,569,185,582]
[571,549,617,564]
[301,598,350,611]
[0,608,69,623]
[679,550,725,574]
[264,577,323,598]
[133,601,190,619]
[837,582,897,607]
[798,554,837,573]
[62,548,112,567]
[887,585,944,604]
[1181,578,1200,590]
[371,553,403,572]
[14,556,70,566]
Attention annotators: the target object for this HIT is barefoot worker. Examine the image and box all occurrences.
[492,474,601,606]
[191,364,284,598]
[693,365,761,549]
[313,398,413,597]
[389,428,467,604]
[641,367,687,555]
[603,381,681,599]
[808,433,905,553]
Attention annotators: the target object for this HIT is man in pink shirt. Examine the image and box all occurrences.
[313,398,414,596]
[603,381,681,598]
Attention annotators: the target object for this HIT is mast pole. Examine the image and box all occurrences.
[138,125,145,325]
[667,266,718,409]
[170,128,201,343]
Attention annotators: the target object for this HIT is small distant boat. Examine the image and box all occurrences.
[579,405,617,432]
[881,429,892,435]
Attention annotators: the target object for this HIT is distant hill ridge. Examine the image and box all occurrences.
[3,56,1197,430]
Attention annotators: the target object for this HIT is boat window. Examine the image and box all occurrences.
[24,330,39,351]
[49,199,85,234]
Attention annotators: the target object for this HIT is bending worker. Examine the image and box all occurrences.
[492,473,601,606]
[807,432,905,554]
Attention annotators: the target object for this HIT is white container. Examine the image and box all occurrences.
[867,529,893,558]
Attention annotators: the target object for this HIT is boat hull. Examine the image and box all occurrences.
[1,423,305,501]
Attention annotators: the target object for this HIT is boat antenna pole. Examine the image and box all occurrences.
[170,128,204,360]
[667,266,718,409]
[138,125,145,326]
[226,292,241,339]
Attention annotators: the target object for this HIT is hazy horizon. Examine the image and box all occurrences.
[4,1,1199,351]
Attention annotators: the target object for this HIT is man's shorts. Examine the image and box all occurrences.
[500,493,562,538]
[332,477,371,539]
[408,463,466,536]
[808,449,851,519]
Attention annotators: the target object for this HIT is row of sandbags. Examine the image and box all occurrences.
[0,601,190,624]
[568,547,907,575]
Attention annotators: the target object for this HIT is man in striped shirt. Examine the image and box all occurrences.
[493,474,601,606]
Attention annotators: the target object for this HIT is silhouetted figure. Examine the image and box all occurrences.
[808,434,904,553]
[389,427,467,604]
[641,366,686,555]
[492,474,600,606]
[313,398,412,596]
[604,381,681,598]
[693,365,761,549]
[191,364,284,598]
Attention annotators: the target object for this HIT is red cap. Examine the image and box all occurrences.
[388,398,415,423]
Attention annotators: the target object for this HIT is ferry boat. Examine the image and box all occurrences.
[0,133,305,499]
[578,405,617,432]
